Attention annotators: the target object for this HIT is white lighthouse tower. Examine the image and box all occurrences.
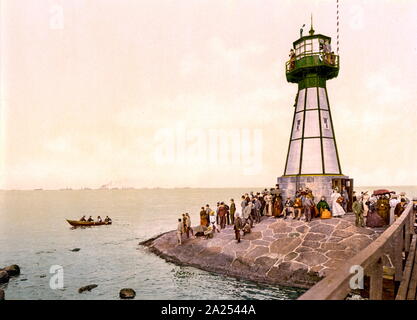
[277,22,353,208]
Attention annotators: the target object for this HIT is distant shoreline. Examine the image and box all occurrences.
[1,185,416,192]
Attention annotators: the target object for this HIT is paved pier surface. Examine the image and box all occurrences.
[141,214,384,288]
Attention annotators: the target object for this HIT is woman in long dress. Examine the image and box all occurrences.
[317,196,331,219]
[361,192,370,218]
[331,189,346,217]
[366,201,386,228]
[273,195,283,217]
[264,194,273,216]
[200,207,209,227]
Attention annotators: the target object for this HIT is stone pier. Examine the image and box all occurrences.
[141,214,384,289]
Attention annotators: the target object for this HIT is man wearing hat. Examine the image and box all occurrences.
[361,191,370,223]
[400,192,410,204]
[283,197,294,219]
[234,212,243,243]
[229,199,236,225]
[352,195,365,227]
[293,192,303,220]
[303,193,315,222]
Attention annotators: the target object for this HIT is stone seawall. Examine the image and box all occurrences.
[141,215,383,289]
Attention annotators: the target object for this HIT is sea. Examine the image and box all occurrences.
[0,186,415,300]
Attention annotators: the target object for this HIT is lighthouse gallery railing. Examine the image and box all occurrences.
[299,202,415,300]
[286,51,339,73]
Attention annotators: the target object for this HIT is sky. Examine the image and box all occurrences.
[0,0,416,189]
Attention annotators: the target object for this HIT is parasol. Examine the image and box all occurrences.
[372,189,392,196]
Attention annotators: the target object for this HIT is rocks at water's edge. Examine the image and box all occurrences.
[0,264,21,298]
[78,284,98,293]
[119,288,136,299]
[0,270,10,284]
[3,264,20,276]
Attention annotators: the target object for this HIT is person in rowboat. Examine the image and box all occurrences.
[104,216,112,223]
[87,216,94,222]
[80,215,86,222]
[97,216,102,223]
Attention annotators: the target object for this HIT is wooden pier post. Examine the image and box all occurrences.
[394,228,404,282]
[405,220,411,253]
[369,257,383,300]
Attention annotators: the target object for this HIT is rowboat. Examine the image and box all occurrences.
[66,219,112,227]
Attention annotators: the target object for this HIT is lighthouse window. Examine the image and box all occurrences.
[312,39,320,53]
[295,43,303,56]
[304,40,312,53]
[295,41,309,58]
[321,111,333,138]
[296,120,301,131]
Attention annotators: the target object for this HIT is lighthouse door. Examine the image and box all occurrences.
[332,178,343,194]
[332,178,354,212]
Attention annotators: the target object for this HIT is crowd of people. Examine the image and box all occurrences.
[355,191,410,228]
[175,186,412,245]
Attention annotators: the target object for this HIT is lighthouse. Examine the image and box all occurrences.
[277,21,353,210]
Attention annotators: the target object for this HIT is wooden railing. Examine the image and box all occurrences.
[299,202,415,300]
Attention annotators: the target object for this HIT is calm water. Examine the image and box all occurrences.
[1,186,415,300]
[0,188,303,300]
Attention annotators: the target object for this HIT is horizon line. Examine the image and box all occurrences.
[1,185,416,191]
